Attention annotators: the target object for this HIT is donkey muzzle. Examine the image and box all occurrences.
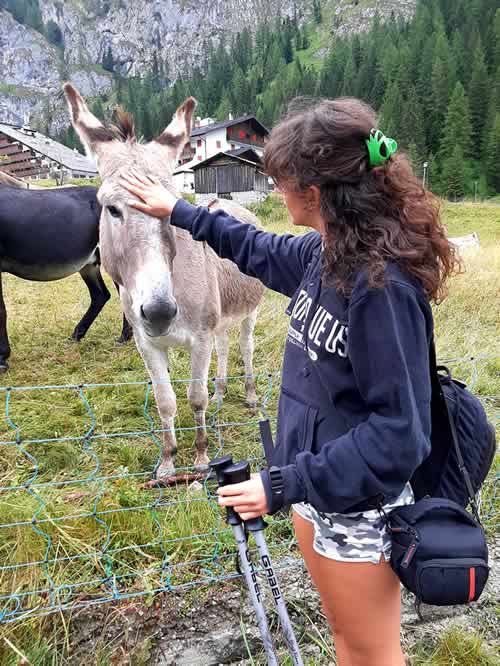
[140,298,178,336]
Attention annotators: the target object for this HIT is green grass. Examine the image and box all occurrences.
[410,627,499,666]
[0,194,498,663]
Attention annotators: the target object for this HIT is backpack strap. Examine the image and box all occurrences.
[429,336,482,525]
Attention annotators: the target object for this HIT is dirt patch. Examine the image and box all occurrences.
[59,541,498,664]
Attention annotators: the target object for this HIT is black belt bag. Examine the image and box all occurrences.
[387,498,489,606]
[387,336,493,607]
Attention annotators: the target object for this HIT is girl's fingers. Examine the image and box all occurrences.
[218,483,249,496]
[218,494,247,504]
[120,172,143,186]
[240,511,262,521]
[120,180,145,196]
[219,498,259,510]
[129,168,149,183]
[130,202,153,214]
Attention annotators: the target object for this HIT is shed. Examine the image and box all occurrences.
[191,151,269,205]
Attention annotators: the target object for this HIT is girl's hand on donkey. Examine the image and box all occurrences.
[120,170,179,218]
[217,474,269,520]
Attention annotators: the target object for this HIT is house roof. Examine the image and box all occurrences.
[0,122,98,174]
[191,115,269,138]
[190,151,264,170]
[173,156,199,174]
[226,147,262,162]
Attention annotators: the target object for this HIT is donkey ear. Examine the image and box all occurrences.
[62,82,114,159]
[154,97,197,161]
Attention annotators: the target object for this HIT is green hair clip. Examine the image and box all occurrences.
[365,129,398,168]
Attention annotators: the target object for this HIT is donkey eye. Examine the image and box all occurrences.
[107,205,122,219]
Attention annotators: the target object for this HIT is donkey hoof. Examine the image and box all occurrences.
[116,336,129,346]
[0,362,9,373]
[70,332,83,343]
[194,454,210,471]
[155,465,175,480]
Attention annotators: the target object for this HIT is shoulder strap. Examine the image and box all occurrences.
[429,336,482,524]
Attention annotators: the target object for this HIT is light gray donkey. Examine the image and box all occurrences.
[63,83,264,480]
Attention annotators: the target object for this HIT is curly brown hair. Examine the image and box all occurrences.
[263,97,461,303]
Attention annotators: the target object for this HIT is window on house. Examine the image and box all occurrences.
[197,155,202,161]
[197,139,202,147]
[239,130,245,139]
[216,140,221,149]
[231,144,235,150]
[251,134,257,142]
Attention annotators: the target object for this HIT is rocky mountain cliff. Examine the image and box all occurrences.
[0,0,416,134]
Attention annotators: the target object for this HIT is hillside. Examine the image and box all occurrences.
[0,0,416,132]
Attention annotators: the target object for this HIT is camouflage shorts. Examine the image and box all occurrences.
[293,484,414,564]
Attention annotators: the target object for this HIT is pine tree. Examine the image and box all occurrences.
[340,48,357,97]
[451,29,466,86]
[439,82,472,161]
[380,81,404,139]
[484,113,500,192]
[313,0,322,25]
[281,18,294,64]
[230,67,252,116]
[301,26,310,51]
[468,43,489,146]
[407,142,421,178]
[481,65,500,160]
[369,68,386,109]
[493,9,500,69]
[441,144,466,200]
[430,31,457,148]
[400,86,426,159]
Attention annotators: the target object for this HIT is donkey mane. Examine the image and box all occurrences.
[111,107,136,142]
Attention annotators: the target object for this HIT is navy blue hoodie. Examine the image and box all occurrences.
[171,199,433,514]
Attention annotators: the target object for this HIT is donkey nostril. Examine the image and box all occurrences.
[140,300,177,328]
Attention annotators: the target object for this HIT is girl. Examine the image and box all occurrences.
[121,97,459,666]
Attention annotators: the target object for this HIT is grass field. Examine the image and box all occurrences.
[0,196,498,664]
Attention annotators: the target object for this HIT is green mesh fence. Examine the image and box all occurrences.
[0,354,497,624]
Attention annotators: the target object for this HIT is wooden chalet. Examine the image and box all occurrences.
[178,114,269,166]
[0,122,97,181]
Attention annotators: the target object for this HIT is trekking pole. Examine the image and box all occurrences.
[209,456,279,666]
[223,461,304,666]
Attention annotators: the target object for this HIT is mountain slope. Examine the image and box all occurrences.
[0,0,417,132]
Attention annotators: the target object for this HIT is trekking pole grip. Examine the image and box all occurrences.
[209,455,241,525]
[223,461,267,532]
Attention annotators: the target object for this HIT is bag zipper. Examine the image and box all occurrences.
[401,529,420,568]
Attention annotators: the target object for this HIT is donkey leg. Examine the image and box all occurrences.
[188,339,213,469]
[114,282,133,345]
[240,310,258,408]
[0,273,11,372]
[212,329,229,402]
[137,340,178,479]
[71,263,111,341]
